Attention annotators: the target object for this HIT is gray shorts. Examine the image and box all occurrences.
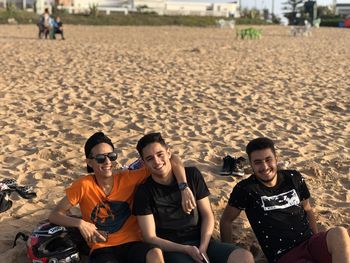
[164,239,239,263]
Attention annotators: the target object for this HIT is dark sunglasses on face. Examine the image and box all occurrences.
[89,152,118,164]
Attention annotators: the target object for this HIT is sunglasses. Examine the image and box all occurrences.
[89,152,118,164]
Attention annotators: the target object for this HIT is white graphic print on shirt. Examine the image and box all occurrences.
[261,189,300,211]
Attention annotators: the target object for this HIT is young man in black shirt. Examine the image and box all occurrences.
[133,132,254,263]
[220,137,350,263]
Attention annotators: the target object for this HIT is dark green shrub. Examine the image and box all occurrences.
[320,18,344,27]
[6,2,17,17]
[235,18,271,25]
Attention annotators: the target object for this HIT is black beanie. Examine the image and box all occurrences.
[84,132,114,173]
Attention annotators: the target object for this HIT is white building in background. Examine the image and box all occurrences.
[0,0,36,9]
[0,0,239,17]
[0,0,54,13]
[61,0,130,9]
[335,3,350,16]
[65,0,239,17]
[135,0,239,17]
[135,0,164,10]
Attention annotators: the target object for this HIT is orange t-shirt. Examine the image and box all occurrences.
[66,168,149,252]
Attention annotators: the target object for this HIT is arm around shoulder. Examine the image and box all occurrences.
[170,154,196,213]
[170,154,186,184]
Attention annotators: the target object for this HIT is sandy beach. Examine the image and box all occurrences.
[0,24,349,262]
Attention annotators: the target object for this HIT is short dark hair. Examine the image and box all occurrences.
[136,132,167,158]
[246,137,276,159]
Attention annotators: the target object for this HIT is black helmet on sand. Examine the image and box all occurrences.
[26,222,80,263]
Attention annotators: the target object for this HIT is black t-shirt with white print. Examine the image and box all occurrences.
[228,170,313,263]
[133,166,210,244]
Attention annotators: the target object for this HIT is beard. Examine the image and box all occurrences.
[255,168,278,184]
[259,174,277,183]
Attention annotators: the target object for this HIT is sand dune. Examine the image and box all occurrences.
[0,25,349,262]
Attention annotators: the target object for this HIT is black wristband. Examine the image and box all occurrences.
[178,182,188,191]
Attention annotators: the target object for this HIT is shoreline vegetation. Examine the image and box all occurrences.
[0,9,275,26]
[0,7,345,27]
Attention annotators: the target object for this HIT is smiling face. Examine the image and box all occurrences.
[141,142,172,181]
[249,148,278,187]
[86,143,114,179]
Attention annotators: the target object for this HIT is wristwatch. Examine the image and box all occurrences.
[178,182,188,191]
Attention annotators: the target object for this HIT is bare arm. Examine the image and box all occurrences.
[302,199,318,234]
[170,154,196,213]
[197,197,214,256]
[49,196,105,243]
[137,214,203,262]
[220,204,242,243]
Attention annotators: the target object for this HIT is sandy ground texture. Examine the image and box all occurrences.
[0,24,349,262]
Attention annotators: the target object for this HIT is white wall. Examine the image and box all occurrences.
[213,2,239,17]
[335,4,350,15]
[166,1,211,11]
[134,0,238,17]
[135,0,165,10]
